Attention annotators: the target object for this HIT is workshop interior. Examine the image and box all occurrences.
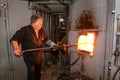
[0,0,120,80]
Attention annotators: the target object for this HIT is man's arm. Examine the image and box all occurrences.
[10,27,25,56]
[11,41,22,56]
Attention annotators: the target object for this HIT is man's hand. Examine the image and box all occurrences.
[11,41,22,57]
[14,48,22,56]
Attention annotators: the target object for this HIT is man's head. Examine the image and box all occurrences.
[31,15,43,31]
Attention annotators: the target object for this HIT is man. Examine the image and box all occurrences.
[10,15,57,80]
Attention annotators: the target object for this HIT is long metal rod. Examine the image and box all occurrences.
[22,44,77,53]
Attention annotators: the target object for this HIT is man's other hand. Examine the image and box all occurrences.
[14,48,22,56]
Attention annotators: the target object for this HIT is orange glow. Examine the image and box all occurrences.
[77,32,95,56]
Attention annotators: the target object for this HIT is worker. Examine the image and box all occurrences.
[10,15,57,80]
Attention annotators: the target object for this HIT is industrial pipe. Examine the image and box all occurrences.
[112,66,120,80]
[114,14,120,67]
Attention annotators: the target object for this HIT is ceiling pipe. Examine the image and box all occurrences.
[22,0,71,4]
[57,0,69,8]
[42,4,53,12]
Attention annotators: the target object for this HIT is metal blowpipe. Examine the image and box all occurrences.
[22,44,78,53]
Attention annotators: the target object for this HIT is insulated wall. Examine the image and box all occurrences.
[69,0,117,80]
[0,1,13,79]
[69,0,108,80]
[0,0,32,80]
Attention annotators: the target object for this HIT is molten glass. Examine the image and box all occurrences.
[77,32,95,56]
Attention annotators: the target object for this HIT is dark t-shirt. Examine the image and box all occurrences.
[10,25,49,64]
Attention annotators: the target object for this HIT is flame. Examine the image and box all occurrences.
[77,32,95,56]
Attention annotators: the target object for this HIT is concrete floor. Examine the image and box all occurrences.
[41,62,94,80]
[41,62,64,80]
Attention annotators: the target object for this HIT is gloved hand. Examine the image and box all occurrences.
[52,45,59,51]
[45,40,59,50]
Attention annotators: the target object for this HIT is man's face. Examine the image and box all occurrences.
[33,18,43,31]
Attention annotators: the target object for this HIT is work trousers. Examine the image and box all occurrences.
[25,62,42,80]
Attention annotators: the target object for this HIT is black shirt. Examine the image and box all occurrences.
[10,25,49,64]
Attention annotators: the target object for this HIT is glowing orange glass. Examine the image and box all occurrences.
[77,32,95,55]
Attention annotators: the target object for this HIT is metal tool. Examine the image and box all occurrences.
[22,44,77,53]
